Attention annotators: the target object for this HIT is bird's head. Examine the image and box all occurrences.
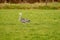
[19,12,22,16]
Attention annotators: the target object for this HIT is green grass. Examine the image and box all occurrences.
[0,9,60,40]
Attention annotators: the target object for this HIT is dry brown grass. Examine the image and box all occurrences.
[0,2,60,9]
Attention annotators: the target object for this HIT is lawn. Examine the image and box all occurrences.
[0,9,60,40]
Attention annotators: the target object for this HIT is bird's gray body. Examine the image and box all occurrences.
[20,18,30,23]
[19,13,30,23]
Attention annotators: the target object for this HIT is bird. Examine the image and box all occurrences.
[19,12,30,23]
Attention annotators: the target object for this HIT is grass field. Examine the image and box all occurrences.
[0,9,60,40]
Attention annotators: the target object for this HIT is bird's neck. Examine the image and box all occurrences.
[19,15,22,19]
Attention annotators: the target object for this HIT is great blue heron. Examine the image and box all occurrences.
[19,13,30,23]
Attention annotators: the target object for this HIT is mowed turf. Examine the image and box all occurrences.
[0,9,60,40]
